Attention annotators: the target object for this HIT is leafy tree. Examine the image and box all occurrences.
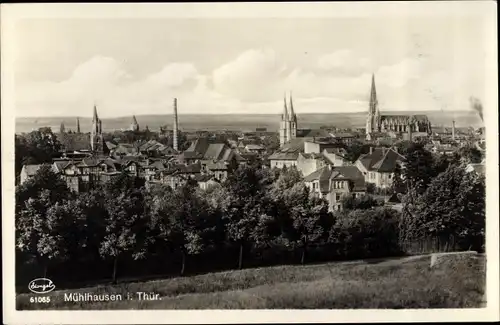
[16,192,78,277]
[289,186,332,264]
[100,187,149,283]
[344,141,371,162]
[17,128,62,169]
[224,165,267,269]
[408,164,485,251]
[16,164,70,212]
[454,145,483,164]
[402,142,435,194]
[341,194,382,210]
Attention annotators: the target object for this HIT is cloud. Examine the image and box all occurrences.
[317,49,373,76]
[15,49,481,118]
[212,49,288,102]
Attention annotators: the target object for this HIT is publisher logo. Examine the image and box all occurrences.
[29,278,55,294]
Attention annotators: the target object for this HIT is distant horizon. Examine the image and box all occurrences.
[15,108,479,120]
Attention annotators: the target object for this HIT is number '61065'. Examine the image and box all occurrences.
[30,296,51,303]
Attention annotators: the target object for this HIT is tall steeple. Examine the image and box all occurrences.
[282,92,289,121]
[60,121,65,134]
[289,91,297,122]
[90,104,102,153]
[280,92,289,147]
[366,73,380,138]
[76,117,81,133]
[130,115,139,131]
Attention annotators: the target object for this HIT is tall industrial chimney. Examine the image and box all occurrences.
[173,98,179,151]
[452,120,456,140]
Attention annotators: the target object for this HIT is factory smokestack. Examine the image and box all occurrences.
[173,98,179,151]
[452,120,456,140]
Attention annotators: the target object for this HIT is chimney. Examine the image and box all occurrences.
[452,120,456,140]
[173,98,179,151]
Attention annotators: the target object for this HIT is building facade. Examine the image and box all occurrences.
[279,93,297,147]
[365,74,432,140]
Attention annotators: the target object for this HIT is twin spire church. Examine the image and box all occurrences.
[278,74,432,147]
[279,93,298,146]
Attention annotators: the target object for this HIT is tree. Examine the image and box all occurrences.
[100,186,149,283]
[455,145,483,164]
[20,128,62,165]
[344,141,371,162]
[408,164,485,251]
[341,194,381,210]
[402,143,435,194]
[289,186,332,264]
[16,192,79,277]
[224,165,267,269]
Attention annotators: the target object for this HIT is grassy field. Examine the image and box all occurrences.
[17,253,485,310]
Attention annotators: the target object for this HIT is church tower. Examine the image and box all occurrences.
[279,92,298,147]
[90,104,103,153]
[130,115,140,131]
[289,92,297,139]
[366,74,380,139]
[279,93,289,147]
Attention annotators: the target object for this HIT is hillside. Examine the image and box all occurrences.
[15,111,483,134]
[17,252,485,310]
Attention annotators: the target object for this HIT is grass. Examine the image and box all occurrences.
[16,253,485,309]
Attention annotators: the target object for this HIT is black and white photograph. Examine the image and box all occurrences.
[2,2,498,323]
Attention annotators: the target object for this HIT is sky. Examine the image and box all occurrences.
[12,7,492,118]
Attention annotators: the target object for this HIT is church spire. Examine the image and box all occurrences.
[289,91,296,122]
[93,104,99,122]
[60,121,65,134]
[370,74,379,113]
[282,92,289,121]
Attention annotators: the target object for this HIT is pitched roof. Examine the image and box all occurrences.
[303,166,332,192]
[204,143,226,160]
[23,164,42,176]
[296,128,331,138]
[467,163,485,176]
[331,166,366,191]
[357,148,404,172]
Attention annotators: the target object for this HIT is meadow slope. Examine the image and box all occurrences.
[17,253,485,310]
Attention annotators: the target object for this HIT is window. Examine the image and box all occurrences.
[335,193,342,201]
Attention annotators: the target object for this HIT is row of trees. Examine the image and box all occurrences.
[15,141,485,286]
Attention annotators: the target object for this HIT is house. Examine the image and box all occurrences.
[205,161,230,182]
[355,147,405,189]
[195,174,221,190]
[296,152,329,177]
[304,165,366,211]
[465,163,485,177]
[19,164,42,184]
[385,193,403,211]
[268,138,306,169]
[303,139,343,154]
[330,132,356,146]
[322,148,351,166]
[244,144,266,154]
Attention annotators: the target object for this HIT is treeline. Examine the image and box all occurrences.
[15,142,485,288]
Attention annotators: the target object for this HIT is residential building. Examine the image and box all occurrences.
[304,165,366,211]
[355,147,405,189]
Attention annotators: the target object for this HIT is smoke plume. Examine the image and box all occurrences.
[469,96,483,122]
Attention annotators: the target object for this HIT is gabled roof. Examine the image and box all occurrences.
[23,164,42,176]
[296,128,331,138]
[357,148,404,173]
[303,166,332,192]
[204,143,226,160]
[52,160,71,173]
